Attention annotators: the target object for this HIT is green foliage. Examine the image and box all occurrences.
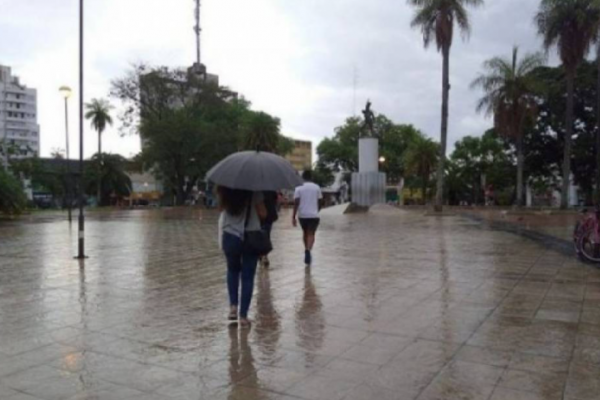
[404,134,439,204]
[139,103,240,205]
[317,117,361,172]
[111,64,287,205]
[0,167,26,214]
[11,156,68,201]
[277,136,295,157]
[85,99,114,138]
[112,65,248,205]
[535,0,600,72]
[84,154,132,206]
[471,47,545,137]
[472,47,546,205]
[448,130,515,205]
[536,0,600,207]
[312,165,335,188]
[409,0,483,209]
[524,61,600,204]
[239,111,293,155]
[408,0,484,51]
[379,118,422,183]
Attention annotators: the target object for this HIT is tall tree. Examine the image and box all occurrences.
[471,47,545,206]
[408,0,484,211]
[84,154,132,206]
[536,0,600,208]
[0,166,26,215]
[404,134,439,204]
[523,62,600,205]
[85,98,114,204]
[239,111,294,155]
[449,130,516,205]
[596,43,600,202]
[111,65,247,205]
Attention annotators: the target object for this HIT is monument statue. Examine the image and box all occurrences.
[353,99,385,207]
[361,100,376,138]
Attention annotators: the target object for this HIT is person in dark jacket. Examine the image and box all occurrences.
[260,191,279,268]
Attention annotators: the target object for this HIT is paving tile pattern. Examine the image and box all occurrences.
[0,207,599,399]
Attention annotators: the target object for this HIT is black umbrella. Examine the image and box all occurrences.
[207,151,303,191]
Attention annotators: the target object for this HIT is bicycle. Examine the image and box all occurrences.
[574,206,600,263]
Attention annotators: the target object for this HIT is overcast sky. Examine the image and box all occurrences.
[1,0,556,159]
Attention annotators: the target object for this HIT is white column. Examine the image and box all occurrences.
[359,138,379,173]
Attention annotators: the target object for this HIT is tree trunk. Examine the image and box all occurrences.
[421,171,428,205]
[516,132,524,207]
[435,45,451,212]
[561,70,575,209]
[176,174,186,206]
[596,49,600,203]
[97,131,102,206]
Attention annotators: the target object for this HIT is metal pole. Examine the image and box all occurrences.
[77,0,86,259]
[195,0,201,65]
[2,92,7,168]
[65,97,72,224]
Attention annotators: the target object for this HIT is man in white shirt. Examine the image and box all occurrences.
[292,170,323,266]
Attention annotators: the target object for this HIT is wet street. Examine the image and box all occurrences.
[1,206,600,400]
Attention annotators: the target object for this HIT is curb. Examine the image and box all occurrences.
[461,213,574,257]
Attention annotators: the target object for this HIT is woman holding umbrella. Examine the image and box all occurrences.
[209,151,302,327]
[218,187,266,327]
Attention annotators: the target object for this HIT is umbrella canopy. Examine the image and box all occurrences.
[207,151,303,191]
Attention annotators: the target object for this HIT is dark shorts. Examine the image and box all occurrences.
[299,218,320,233]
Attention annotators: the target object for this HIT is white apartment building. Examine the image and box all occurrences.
[0,65,40,161]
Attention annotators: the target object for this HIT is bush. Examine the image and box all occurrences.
[0,167,26,214]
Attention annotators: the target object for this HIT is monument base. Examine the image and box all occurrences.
[351,172,386,207]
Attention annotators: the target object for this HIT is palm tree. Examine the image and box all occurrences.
[536,0,600,209]
[404,135,439,205]
[241,111,289,154]
[85,99,113,204]
[408,0,484,211]
[471,47,545,207]
[596,43,600,202]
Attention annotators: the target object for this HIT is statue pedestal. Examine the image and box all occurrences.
[352,172,386,206]
[352,138,386,207]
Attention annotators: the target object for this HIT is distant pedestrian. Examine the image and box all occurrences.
[218,186,267,327]
[292,171,323,266]
[260,191,279,268]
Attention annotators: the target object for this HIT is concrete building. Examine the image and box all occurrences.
[286,140,312,172]
[0,65,40,163]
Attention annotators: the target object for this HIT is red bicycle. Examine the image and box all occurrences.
[574,206,600,263]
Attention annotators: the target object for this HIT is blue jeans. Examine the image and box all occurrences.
[222,232,259,318]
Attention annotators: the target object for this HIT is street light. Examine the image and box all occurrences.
[379,156,386,164]
[76,0,86,259]
[59,86,72,224]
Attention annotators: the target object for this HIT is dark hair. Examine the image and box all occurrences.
[217,186,251,216]
[302,170,313,181]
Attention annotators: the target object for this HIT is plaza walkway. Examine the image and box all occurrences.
[0,207,599,400]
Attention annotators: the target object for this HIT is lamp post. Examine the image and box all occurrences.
[59,86,72,224]
[76,0,86,259]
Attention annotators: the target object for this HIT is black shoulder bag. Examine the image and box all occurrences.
[243,198,273,256]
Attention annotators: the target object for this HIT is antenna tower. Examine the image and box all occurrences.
[194,0,201,65]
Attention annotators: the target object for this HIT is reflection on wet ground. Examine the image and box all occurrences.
[0,206,599,399]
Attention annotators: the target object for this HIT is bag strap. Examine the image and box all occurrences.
[244,194,252,229]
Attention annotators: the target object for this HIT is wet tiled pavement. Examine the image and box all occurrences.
[1,206,600,400]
